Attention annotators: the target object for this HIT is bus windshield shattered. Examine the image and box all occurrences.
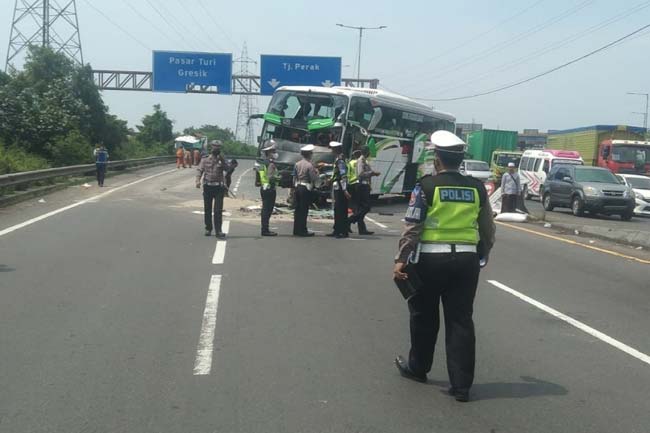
[263,91,348,145]
[259,90,349,169]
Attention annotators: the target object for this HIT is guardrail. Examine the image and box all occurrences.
[0,156,175,189]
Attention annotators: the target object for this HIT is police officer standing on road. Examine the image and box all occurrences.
[257,141,280,237]
[196,140,230,239]
[328,141,351,239]
[393,130,496,403]
[347,150,362,233]
[94,145,109,187]
[349,146,380,235]
[293,144,319,237]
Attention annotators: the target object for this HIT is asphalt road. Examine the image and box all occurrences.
[526,197,650,230]
[1,161,649,433]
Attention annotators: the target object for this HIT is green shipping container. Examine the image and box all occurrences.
[548,125,646,166]
[467,129,518,163]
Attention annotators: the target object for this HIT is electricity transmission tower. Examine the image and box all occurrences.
[6,0,83,72]
[234,43,258,146]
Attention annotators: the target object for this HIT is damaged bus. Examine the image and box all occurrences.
[257,86,456,196]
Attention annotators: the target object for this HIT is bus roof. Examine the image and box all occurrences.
[274,85,456,122]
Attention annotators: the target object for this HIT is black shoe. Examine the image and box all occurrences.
[448,387,470,402]
[335,233,349,239]
[294,232,315,237]
[262,231,278,237]
[358,230,375,236]
[216,232,227,239]
[394,356,427,383]
[204,230,212,236]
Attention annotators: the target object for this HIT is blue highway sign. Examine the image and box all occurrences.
[260,55,342,96]
[152,51,232,94]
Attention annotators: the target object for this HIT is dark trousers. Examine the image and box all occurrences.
[408,252,480,391]
[203,185,225,233]
[260,188,277,233]
[348,183,359,215]
[349,184,371,232]
[293,185,311,235]
[333,189,349,235]
[501,194,517,213]
[96,163,106,186]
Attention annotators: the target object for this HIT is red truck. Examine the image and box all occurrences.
[599,139,650,175]
[548,125,650,175]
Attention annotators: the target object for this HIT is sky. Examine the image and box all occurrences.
[1,0,650,137]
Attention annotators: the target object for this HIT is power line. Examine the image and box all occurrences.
[122,0,175,46]
[196,0,240,52]
[412,22,650,102]
[143,0,194,49]
[400,0,595,92]
[173,0,226,51]
[81,0,150,51]
[382,0,546,81]
[150,0,212,51]
[431,0,650,98]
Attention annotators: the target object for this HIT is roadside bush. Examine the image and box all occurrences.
[114,136,173,160]
[45,130,94,167]
[0,141,49,175]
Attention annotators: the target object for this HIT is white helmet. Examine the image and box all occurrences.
[427,130,466,153]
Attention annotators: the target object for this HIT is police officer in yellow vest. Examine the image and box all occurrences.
[328,141,351,239]
[347,150,362,233]
[257,141,280,236]
[393,130,495,402]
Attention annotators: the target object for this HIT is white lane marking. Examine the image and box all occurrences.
[366,216,388,230]
[193,275,222,375]
[212,241,226,264]
[232,167,253,194]
[488,280,650,366]
[211,222,230,264]
[0,169,176,238]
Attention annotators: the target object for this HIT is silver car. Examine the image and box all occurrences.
[460,160,492,182]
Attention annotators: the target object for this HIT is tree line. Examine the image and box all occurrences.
[0,47,257,175]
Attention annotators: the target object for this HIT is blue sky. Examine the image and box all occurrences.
[1,0,649,135]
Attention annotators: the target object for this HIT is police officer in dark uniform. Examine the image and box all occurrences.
[328,141,351,239]
[393,130,496,402]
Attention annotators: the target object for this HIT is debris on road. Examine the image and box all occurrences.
[544,223,552,228]
[82,183,92,188]
[495,212,528,223]
[38,199,46,204]
[241,205,262,213]
[574,230,580,235]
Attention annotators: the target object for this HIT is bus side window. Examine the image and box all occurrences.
[533,158,542,172]
[520,157,529,170]
[542,160,550,174]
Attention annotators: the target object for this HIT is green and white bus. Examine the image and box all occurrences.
[258,86,456,195]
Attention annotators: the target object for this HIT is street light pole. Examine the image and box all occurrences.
[336,23,387,87]
[627,92,649,139]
